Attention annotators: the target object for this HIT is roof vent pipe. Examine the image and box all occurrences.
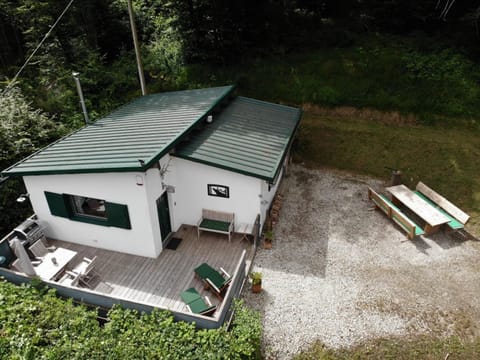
[72,71,90,125]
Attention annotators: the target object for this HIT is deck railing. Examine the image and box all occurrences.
[252,213,261,249]
[213,249,247,326]
[0,236,248,329]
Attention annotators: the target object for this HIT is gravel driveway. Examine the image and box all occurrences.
[242,165,480,359]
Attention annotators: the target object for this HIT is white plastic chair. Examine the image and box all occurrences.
[29,240,55,258]
[72,256,99,288]
[58,270,80,287]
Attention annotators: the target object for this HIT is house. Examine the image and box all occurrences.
[0,85,301,327]
[1,85,301,258]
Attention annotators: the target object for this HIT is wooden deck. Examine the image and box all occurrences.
[48,225,253,312]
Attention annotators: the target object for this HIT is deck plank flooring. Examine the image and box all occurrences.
[48,225,252,311]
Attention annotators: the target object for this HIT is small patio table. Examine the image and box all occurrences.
[386,184,450,234]
[236,222,254,244]
[34,248,78,280]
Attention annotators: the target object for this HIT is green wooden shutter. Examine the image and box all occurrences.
[105,202,131,229]
[44,191,70,218]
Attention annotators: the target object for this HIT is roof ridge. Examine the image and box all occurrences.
[2,85,236,177]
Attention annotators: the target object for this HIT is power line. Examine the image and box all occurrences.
[4,0,76,92]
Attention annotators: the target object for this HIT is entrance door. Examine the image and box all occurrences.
[156,192,172,244]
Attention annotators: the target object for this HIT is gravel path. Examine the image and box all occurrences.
[242,165,480,359]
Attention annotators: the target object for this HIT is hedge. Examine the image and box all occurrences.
[0,279,261,359]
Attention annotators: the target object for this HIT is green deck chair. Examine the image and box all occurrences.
[180,287,216,316]
[194,263,232,298]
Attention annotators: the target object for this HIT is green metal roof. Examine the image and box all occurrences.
[2,86,234,176]
[175,97,302,182]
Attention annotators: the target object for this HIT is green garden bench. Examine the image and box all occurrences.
[197,209,235,242]
[368,187,425,239]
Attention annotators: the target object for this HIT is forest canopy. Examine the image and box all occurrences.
[2,1,480,107]
[1,0,480,235]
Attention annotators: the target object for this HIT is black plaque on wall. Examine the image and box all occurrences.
[207,184,230,198]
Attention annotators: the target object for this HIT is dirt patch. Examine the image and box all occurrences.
[243,165,480,359]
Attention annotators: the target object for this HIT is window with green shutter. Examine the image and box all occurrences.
[69,195,107,219]
[44,191,70,218]
[44,191,131,230]
[105,202,131,229]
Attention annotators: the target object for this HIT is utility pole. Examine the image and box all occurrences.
[127,0,147,95]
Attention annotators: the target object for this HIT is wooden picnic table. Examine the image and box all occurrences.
[386,184,450,234]
[236,222,254,243]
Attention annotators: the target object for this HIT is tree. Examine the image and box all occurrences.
[0,86,65,236]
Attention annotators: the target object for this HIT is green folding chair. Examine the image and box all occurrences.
[180,287,216,316]
[194,262,232,298]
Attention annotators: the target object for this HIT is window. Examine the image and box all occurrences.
[44,191,131,229]
[70,195,106,219]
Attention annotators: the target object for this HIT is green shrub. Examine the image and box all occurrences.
[229,299,262,358]
[0,280,262,359]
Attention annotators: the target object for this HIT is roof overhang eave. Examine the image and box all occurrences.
[172,153,275,182]
[268,108,303,184]
[1,165,149,177]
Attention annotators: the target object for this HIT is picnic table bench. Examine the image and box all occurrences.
[415,181,470,230]
[197,209,235,242]
[368,188,424,239]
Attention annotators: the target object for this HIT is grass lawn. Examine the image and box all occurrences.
[296,110,480,235]
[295,336,480,360]
[181,34,480,126]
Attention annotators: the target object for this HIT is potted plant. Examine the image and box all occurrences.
[250,271,262,293]
[263,230,273,249]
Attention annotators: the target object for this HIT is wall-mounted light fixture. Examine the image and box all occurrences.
[162,182,175,193]
[135,175,144,186]
[16,193,29,203]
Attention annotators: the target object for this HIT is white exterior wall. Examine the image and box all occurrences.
[167,157,261,231]
[22,153,282,258]
[24,171,161,258]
